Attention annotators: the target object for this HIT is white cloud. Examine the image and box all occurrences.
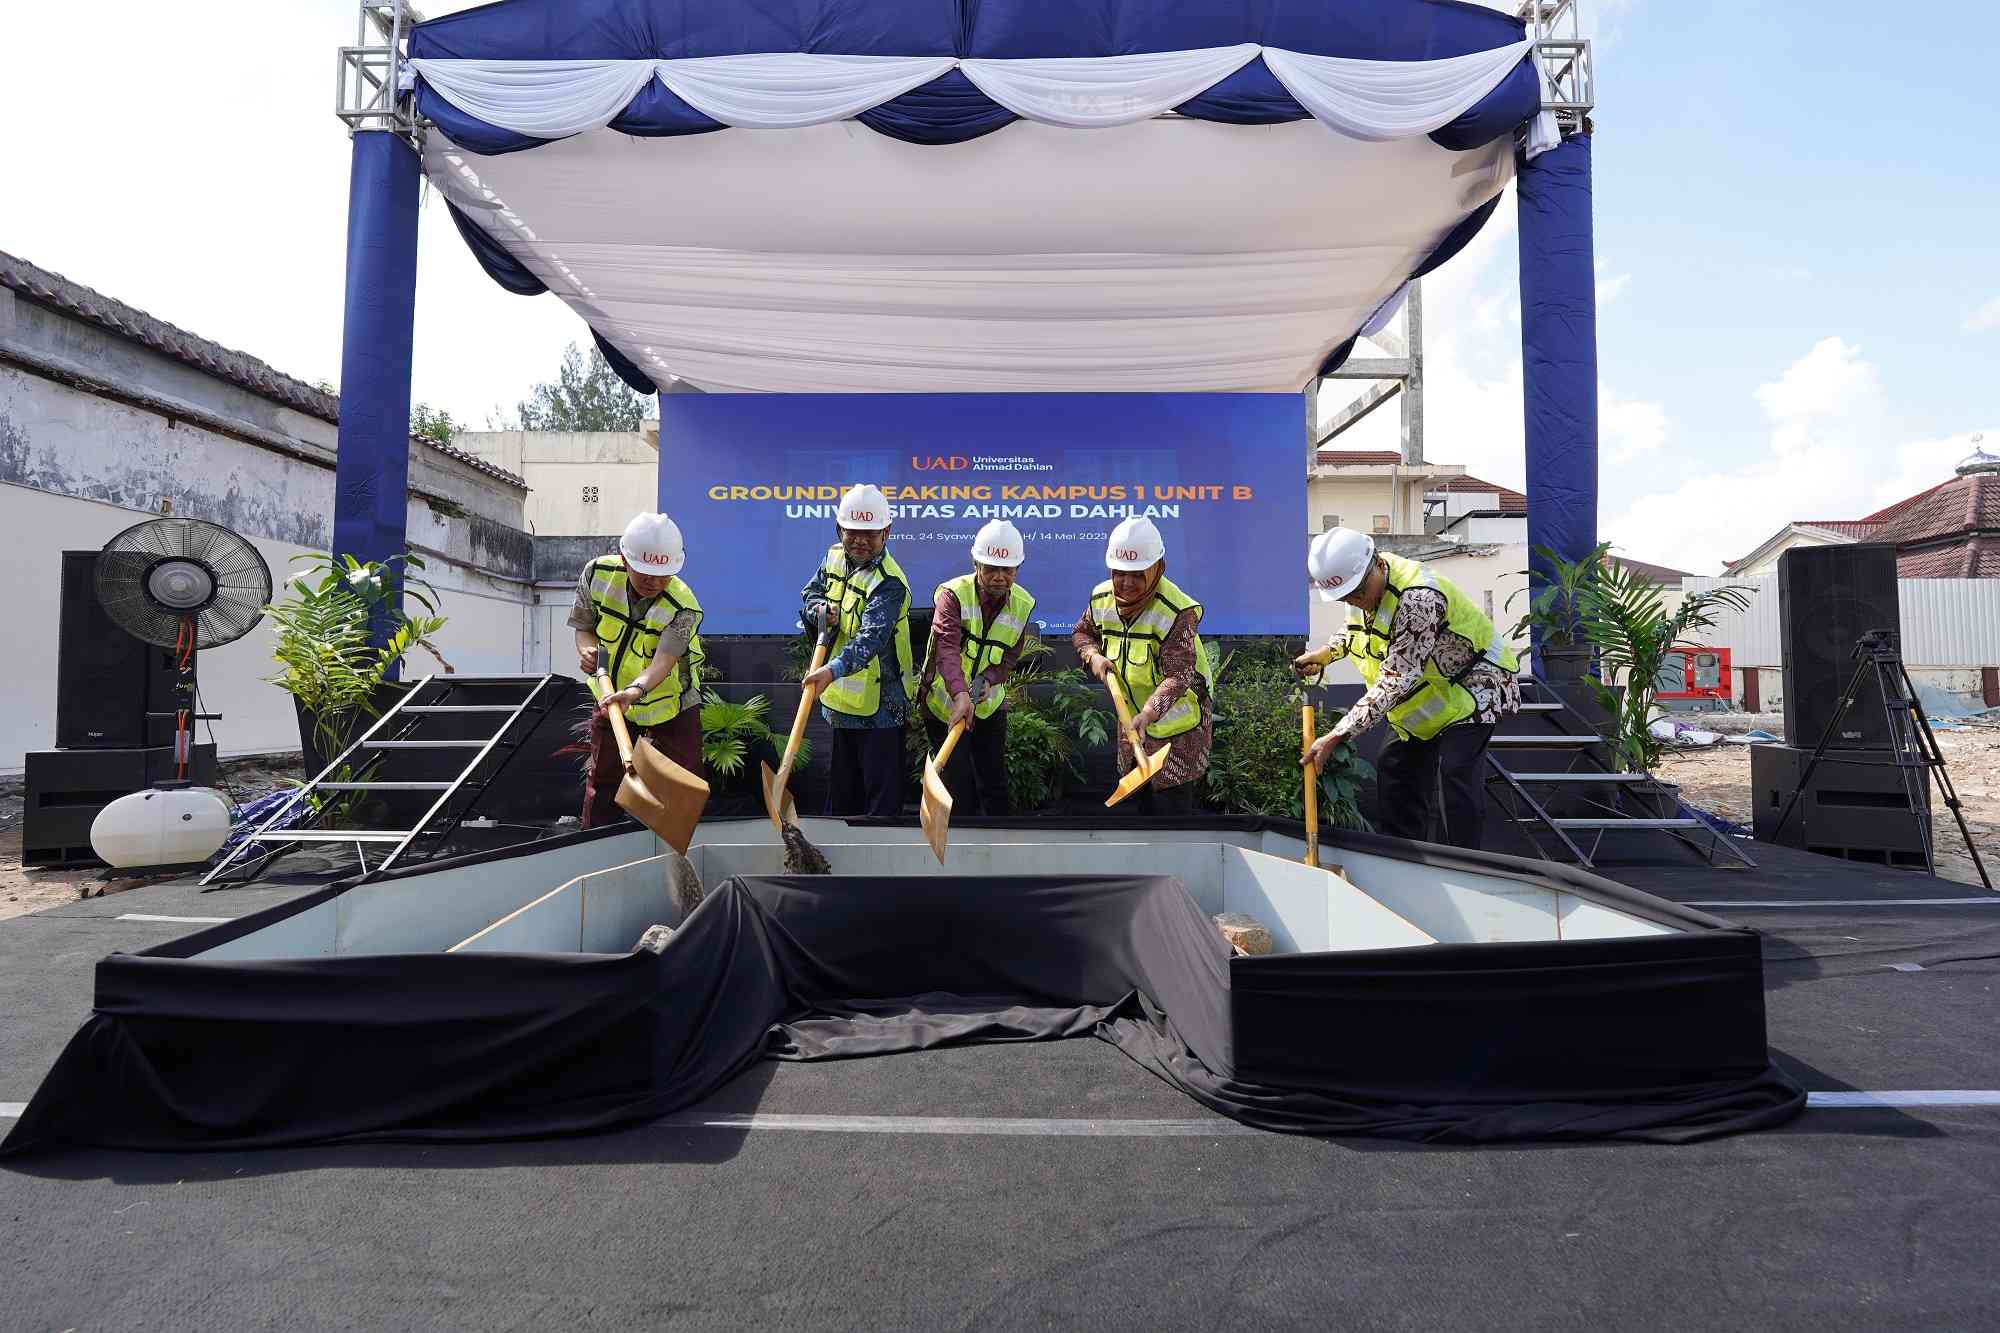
[1602,338,1988,573]
[1966,296,2000,333]
[1601,387,1668,464]
[1594,260,1631,306]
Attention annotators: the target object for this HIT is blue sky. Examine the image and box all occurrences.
[1374,0,2000,570]
[3,1,1992,573]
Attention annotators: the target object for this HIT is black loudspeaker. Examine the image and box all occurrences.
[22,744,219,866]
[56,551,191,749]
[1778,544,1899,751]
[1750,743,1930,868]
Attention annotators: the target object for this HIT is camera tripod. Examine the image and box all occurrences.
[1771,629,1990,888]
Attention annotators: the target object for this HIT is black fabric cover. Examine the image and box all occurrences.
[3,865,1802,1157]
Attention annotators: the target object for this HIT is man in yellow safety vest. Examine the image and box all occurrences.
[919,519,1038,816]
[1295,527,1520,849]
[800,484,917,817]
[1073,516,1215,817]
[572,512,706,828]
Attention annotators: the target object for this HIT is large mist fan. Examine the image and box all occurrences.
[94,517,272,649]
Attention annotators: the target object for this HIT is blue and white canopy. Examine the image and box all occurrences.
[410,0,1551,393]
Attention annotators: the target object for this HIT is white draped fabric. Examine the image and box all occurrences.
[655,53,956,129]
[408,58,658,138]
[411,43,1543,143]
[1260,39,1530,140]
[424,118,1515,393]
[960,45,1261,129]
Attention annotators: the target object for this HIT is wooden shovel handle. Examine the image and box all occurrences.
[782,640,832,762]
[933,717,967,769]
[1301,702,1320,868]
[594,671,636,768]
[1102,674,1148,753]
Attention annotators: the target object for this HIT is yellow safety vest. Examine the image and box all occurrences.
[1334,551,1519,741]
[1088,575,1215,740]
[818,545,917,718]
[588,558,705,727]
[923,574,1037,724]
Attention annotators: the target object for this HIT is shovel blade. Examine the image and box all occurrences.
[629,739,709,855]
[919,757,955,864]
[759,761,797,830]
[1104,743,1172,807]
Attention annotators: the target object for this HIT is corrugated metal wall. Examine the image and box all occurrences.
[1686,577,2000,668]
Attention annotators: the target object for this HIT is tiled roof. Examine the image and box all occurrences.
[1430,473,1526,514]
[1869,473,2000,547]
[1314,449,1404,465]
[1860,482,1947,525]
[1611,555,1692,586]
[1793,520,1881,539]
[0,250,527,490]
[1896,537,2000,579]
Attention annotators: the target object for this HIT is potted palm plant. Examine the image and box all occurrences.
[1575,559,1751,816]
[1506,542,1615,684]
[264,552,452,775]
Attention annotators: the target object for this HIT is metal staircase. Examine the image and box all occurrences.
[1484,678,1756,869]
[202,674,564,885]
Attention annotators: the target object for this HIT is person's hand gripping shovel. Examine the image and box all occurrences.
[1102,673,1170,808]
[591,671,709,854]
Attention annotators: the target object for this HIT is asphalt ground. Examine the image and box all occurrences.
[4,844,1998,1332]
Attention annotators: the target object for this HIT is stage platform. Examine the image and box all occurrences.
[3,841,1996,1329]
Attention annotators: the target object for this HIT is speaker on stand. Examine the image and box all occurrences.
[25,519,271,869]
[1757,543,1921,864]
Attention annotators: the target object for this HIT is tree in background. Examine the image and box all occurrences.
[515,342,651,432]
[410,402,459,445]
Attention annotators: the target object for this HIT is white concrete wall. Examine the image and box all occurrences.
[454,430,656,535]
[1306,475,1421,537]
[0,353,537,774]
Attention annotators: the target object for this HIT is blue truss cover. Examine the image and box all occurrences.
[409,0,1536,151]
[1518,134,1600,592]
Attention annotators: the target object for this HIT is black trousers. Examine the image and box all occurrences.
[1374,721,1497,849]
[827,724,907,818]
[922,711,1010,817]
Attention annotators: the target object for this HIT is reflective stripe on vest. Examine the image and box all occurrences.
[924,574,1037,723]
[819,545,917,718]
[1342,552,1518,741]
[589,559,705,727]
[1088,575,1215,740]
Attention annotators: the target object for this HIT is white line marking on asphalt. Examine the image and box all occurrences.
[115,913,234,924]
[8,1096,2000,1125]
[1805,1091,2000,1108]
[1686,899,2000,908]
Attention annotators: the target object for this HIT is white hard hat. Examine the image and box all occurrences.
[971,519,1025,568]
[836,484,892,531]
[1308,527,1375,602]
[1104,516,1166,572]
[619,512,686,577]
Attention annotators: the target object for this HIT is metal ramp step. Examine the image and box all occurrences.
[1506,772,1649,783]
[203,673,564,886]
[1539,818,1706,830]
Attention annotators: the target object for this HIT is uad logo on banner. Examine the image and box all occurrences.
[912,455,970,470]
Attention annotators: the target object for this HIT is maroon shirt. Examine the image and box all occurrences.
[928,582,1029,701]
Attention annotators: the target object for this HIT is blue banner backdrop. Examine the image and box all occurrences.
[661,393,1304,635]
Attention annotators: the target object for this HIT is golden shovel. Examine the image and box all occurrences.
[763,616,837,829]
[919,717,968,864]
[592,673,710,855]
[1300,698,1320,869]
[1103,674,1171,808]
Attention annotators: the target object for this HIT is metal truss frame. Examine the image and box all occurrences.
[336,1,424,142]
[1518,1,1596,133]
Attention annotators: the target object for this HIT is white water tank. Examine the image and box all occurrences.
[90,788,233,868]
